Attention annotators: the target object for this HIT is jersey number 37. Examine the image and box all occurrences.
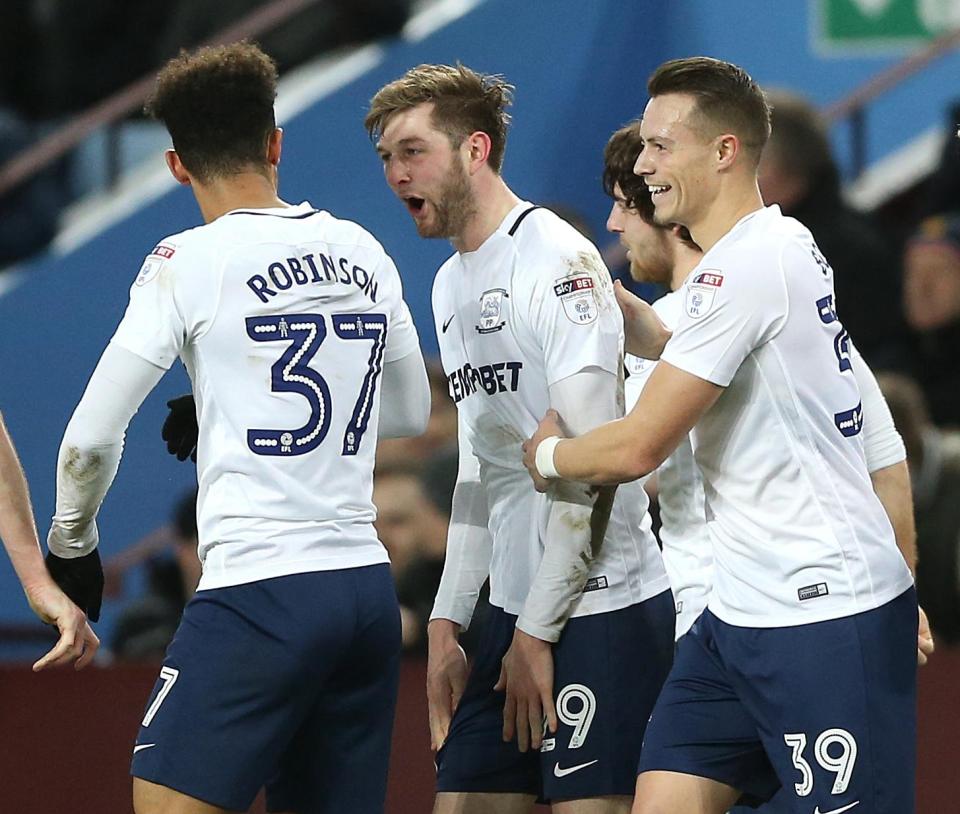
[245,312,387,457]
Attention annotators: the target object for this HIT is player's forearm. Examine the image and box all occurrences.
[517,482,616,641]
[519,367,623,638]
[429,520,491,630]
[870,460,917,575]
[550,418,655,484]
[0,416,50,591]
[48,422,123,556]
[49,345,164,556]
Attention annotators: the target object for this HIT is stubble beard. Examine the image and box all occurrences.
[417,161,477,240]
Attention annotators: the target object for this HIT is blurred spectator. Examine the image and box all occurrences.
[0,108,67,266]
[111,489,200,661]
[373,462,445,579]
[376,359,457,468]
[373,459,450,652]
[877,372,960,644]
[381,450,490,655]
[902,212,960,426]
[921,99,960,217]
[759,90,910,369]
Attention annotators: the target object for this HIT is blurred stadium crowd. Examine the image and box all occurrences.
[2,1,960,667]
[0,0,412,266]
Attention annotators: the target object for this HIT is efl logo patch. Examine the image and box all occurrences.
[798,582,829,601]
[150,243,176,260]
[553,273,598,325]
[625,354,650,377]
[684,284,716,319]
[135,258,162,287]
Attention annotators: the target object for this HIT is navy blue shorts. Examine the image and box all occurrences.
[437,590,675,802]
[131,565,401,813]
[639,587,918,813]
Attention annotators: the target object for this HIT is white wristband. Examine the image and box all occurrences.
[535,436,562,479]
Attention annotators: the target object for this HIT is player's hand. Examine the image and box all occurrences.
[494,628,558,753]
[918,605,935,666]
[426,619,468,751]
[162,395,198,462]
[24,579,99,671]
[614,280,672,360]
[522,409,567,493]
[44,549,104,622]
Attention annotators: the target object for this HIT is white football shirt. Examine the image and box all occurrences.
[111,202,421,590]
[626,291,712,638]
[660,205,913,627]
[433,203,669,619]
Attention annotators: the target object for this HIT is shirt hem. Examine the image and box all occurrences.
[196,549,390,591]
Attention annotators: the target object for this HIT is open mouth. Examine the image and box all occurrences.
[404,197,426,215]
[646,183,671,200]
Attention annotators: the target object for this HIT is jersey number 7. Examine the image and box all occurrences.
[244,312,388,457]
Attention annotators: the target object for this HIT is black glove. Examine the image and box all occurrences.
[45,549,104,622]
[162,395,198,462]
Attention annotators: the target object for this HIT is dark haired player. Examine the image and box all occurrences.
[46,42,429,814]
[525,57,921,814]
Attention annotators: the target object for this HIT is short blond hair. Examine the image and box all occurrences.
[365,63,513,173]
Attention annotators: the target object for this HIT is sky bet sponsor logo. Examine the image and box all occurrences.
[448,361,522,403]
[693,271,723,287]
[246,251,379,304]
[553,276,594,297]
[150,243,176,259]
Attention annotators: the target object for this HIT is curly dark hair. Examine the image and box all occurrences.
[145,41,279,184]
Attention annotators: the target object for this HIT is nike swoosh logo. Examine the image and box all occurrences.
[132,743,156,754]
[814,801,860,814]
[553,759,598,777]
[442,314,455,333]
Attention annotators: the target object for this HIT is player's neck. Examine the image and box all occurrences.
[193,171,289,224]
[690,183,764,254]
[452,176,521,254]
[670,244,702,291]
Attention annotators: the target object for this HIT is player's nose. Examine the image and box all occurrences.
[384,159,410,190]
[633,149,654,177]
[606,202,623,233]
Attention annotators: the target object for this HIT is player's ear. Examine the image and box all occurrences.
[715,133,739,171]
[165,150,192,186]
[464,131,492,175]
[267,128,283,167]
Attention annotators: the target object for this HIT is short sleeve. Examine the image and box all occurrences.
[527,248,622,386]
[661,254,788,387]
[110,241,187,370]
[378,252,421,363]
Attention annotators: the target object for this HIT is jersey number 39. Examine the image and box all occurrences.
[245,312,387,457]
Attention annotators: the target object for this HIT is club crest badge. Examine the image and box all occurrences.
[553,273,598,325]
[476,288,507,334]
